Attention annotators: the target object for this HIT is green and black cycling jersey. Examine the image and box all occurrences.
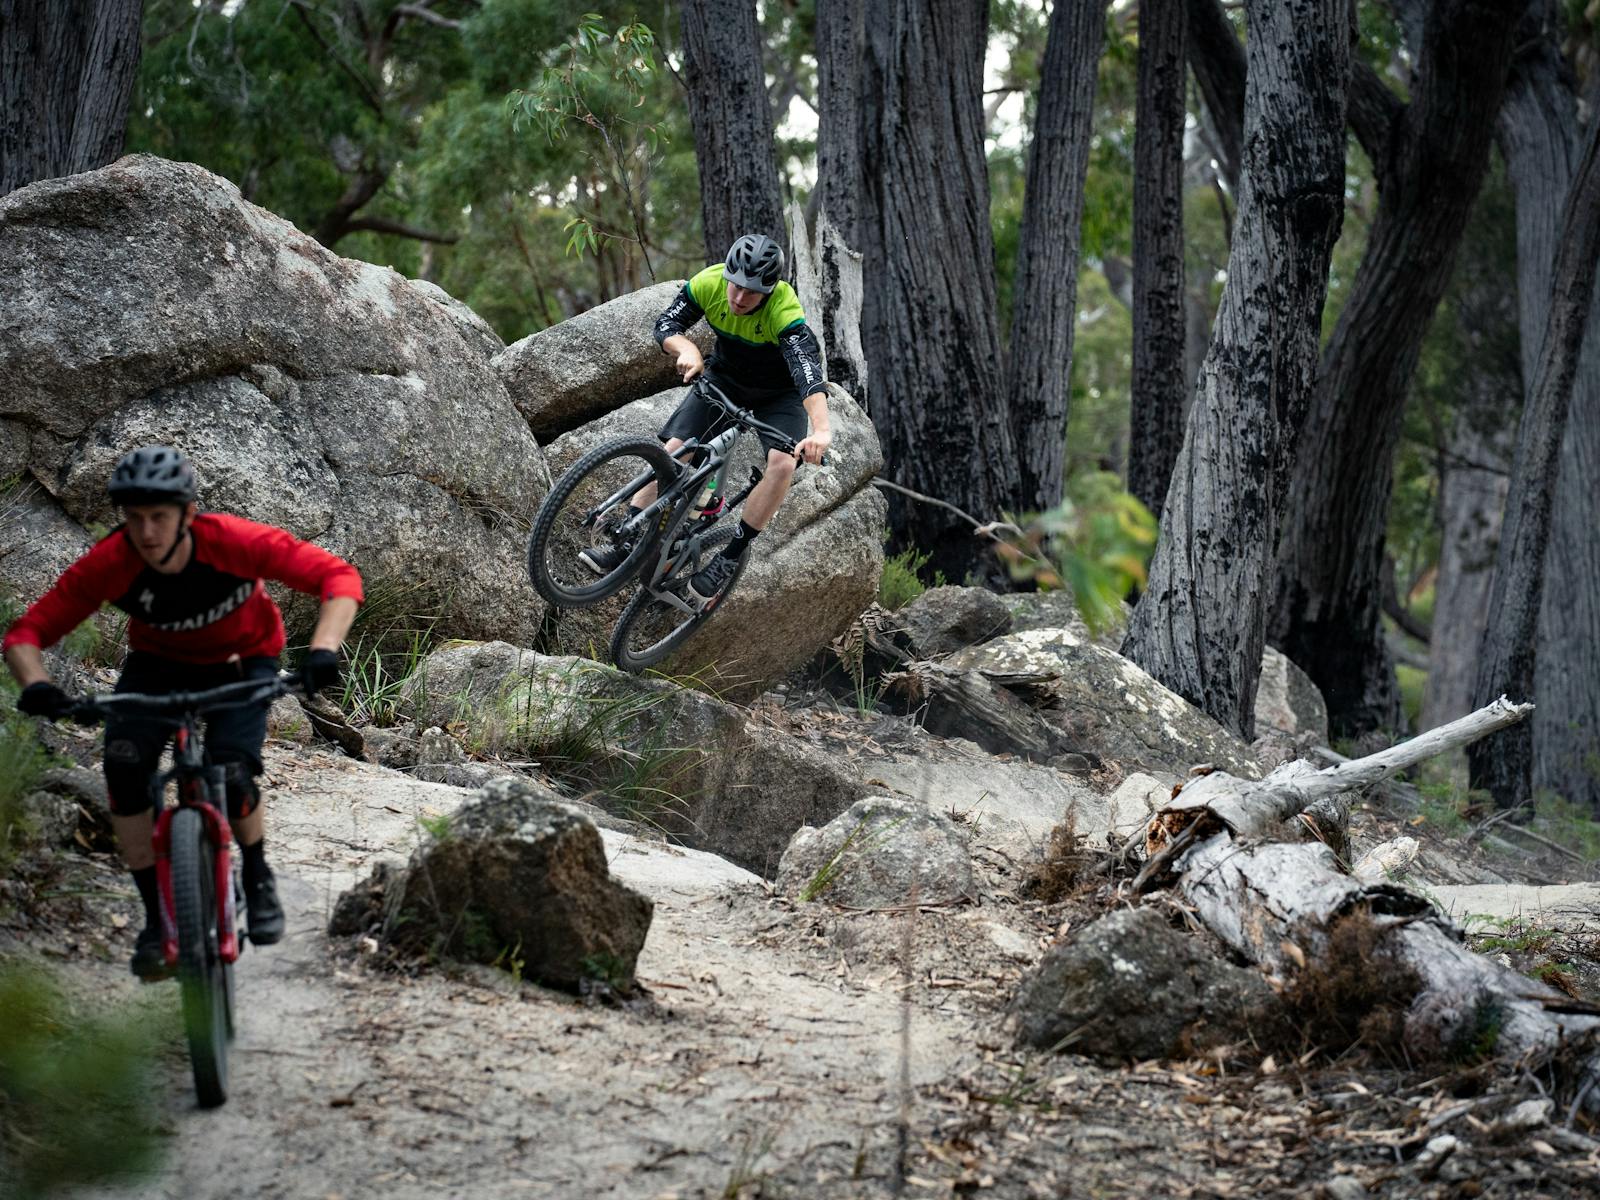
[654,264,826,397]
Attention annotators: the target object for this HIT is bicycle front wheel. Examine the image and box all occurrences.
[528,437,681,608]
[170,808,231,1108]
[610,529,749,672]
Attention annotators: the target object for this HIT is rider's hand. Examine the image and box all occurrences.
[796,429,832,466]
[675,345,704,383]
[18,681,73,720]
[301,649,342,697]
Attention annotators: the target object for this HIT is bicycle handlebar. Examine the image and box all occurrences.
[695,377,830,467]
[67,672,302,726]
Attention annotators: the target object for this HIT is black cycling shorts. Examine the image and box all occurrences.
[658,370,809,455]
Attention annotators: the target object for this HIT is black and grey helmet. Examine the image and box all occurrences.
[107,445,197,506]
[724,233,784,294]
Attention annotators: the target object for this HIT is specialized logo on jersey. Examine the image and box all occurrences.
[138,588,155,613]
[148,580,256,632]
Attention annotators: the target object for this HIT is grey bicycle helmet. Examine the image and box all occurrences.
[107,445,198,506]
[724,233,784,294]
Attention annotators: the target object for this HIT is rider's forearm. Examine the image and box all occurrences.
[802,390,831,434]
[662,334,697,358]
[308,596,359,653]
[4,643,49,688]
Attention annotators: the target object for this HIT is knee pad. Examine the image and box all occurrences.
[220,761,261,820]
[104,740,158,816]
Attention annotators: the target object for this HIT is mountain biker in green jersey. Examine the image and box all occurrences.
[578,233,833,604]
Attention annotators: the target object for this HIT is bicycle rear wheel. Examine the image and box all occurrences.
[610,529,749,672]
[528,437,681,608]
[170,808,231,1108]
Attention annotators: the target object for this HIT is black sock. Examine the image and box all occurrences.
[239,838,269,887]
[131,865,160,929]
[720,519,760,561]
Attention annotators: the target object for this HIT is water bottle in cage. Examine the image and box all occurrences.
[696,474,723,516]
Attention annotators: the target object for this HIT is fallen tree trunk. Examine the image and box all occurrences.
[1136,697,1600,1108]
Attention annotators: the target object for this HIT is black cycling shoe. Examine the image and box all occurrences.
[687,553,741,606]
[578,541,632,576]
[246,872,285,945]
[131,924,173,982]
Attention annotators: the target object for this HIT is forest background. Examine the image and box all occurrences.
[6,0,1599,818]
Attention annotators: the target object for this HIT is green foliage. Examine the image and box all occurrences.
[878,542,945,612]
[1414,775,1479,836]
[0,963,168,1197]
[1532,790,1600,861]
[1395,663,1427,729]
[508,14,665,268]
[995,473,1157,637]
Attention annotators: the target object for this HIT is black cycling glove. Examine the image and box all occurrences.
[18,681,73,720]
[300,649,342,697]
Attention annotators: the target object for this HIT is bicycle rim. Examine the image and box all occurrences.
[610,529,748,672]
[171,808,229,1107]
[527,438,679,608]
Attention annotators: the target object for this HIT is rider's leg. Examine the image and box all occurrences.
[104,656,174,976]
[688,449,797,604]
[208,657,283,943]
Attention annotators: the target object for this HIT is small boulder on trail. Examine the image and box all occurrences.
[367,777,654,992]
[1012,907,1287,1063]
[777,796,977,907]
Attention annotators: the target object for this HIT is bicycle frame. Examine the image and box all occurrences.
[150,724,238,968]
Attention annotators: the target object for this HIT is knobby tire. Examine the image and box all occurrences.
[610,528,749,672]
[527,437,681,609]
[170,807,231,1108]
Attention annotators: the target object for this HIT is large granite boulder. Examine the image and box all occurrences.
[1013,907,1286,1062]
[493,281,715,441]
[539,382,886,699]
[0,481,90,606]
[941,628,1260,778]
[373,778,654,991]
[0,155,549,643]
[776,796,976,907]
[399,640,869,874]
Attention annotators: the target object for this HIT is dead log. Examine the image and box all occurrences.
[884,662,1067,761]
[1135,698,1600,1106]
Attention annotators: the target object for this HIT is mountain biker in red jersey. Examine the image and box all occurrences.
[3,446,363,979]
[579,233,834,605]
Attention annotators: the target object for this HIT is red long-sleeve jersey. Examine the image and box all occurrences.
[3,512,364,664]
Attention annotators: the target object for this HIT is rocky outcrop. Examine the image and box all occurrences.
[399,641,869,874]
[939,628,1260,778]
[368,778,654,991]
[891,586,1012,659]
[493,281,715,440]
[0,481,90,606]
[1012,907,1287,1062]
[539,382,886,699]
[0,155,549,643]
[1255,646,1330,742]
[777,797,976,907]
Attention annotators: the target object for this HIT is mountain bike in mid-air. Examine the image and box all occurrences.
[68,672,300,1108]
[527,377,823,672]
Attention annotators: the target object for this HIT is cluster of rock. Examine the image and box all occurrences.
[0,155,882,693]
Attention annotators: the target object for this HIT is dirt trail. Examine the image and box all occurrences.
[74,745,979,1200]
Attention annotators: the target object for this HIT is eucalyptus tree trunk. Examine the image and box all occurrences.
[1420,170,1522,730]
[1270,0,1530,739]
[1492,0,1600,814]
[0,0,144,196]
[1127,0,1188,521]
[858,0,1017,580]
[812,0,868,402]
[1121,0,1349,740]
[1006,0,1108,514]
[679,0,785,261]
[1183,0,1243,194]
[1470,66,1600,809]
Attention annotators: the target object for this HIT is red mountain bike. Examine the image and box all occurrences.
[69,672,298,1108]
